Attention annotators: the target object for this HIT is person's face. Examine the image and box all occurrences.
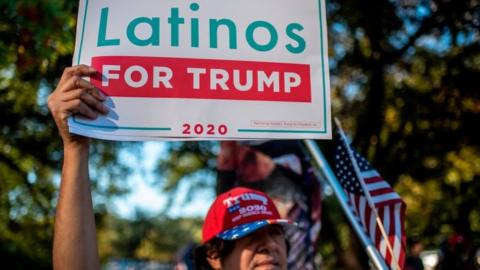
[210,225,288,270]
[410,242,423,256]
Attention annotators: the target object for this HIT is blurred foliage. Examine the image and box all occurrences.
[0,1,134,268]
[155,141,218,208]
[96,211,202,264]
[159,0,480,269]
[318,0,480,268]
[0,0,479,269]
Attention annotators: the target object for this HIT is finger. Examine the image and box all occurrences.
[63,99,98,119]
[80,90,109,114]
[89,87,107,101]
[58,76,95,93]
[59,65,97,84]
[61,88,106,102]
[60,89,109,114]
[59,88,86,101]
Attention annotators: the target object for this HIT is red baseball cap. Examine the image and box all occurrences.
[202,187,295,244]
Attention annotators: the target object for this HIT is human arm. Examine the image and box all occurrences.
[216,141,239,194]
[48,65,108,270]
[216,141,275,194]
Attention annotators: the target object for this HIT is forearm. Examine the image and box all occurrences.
[53,144,99,270]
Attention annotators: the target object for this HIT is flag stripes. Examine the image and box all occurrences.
[335,131,406,269]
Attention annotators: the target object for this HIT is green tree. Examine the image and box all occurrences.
[0,1,133,268]
[159,0,480,269]
[97,211,202,263]
[321,0,478,268]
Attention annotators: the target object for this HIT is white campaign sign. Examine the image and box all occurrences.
[70,0,331,140]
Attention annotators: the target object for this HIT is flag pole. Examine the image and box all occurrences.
[334,119,401,270]
[303,139,390,270]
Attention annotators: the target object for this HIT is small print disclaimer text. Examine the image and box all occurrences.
[251,120,322,128]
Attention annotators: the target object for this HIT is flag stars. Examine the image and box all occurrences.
[333,130,406,269]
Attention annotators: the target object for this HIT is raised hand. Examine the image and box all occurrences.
[47,65,108,147]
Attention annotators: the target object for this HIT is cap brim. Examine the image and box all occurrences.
[217,219,296,241]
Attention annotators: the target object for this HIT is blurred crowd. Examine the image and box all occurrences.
[406,233,480,270]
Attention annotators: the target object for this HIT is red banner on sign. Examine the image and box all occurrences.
[91,56,311,102]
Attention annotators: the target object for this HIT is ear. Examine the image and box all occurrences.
[206,255,222,270]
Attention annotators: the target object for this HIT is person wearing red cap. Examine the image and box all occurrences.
[48,65,293,270]
[194,187,295,269]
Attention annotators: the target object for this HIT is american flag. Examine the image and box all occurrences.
[334,131,406,270]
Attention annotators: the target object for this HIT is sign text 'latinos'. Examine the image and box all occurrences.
[97,3,306,54]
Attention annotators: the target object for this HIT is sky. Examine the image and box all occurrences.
[111,141,214,219]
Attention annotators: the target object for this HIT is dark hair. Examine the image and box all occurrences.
[193,238,236,270]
